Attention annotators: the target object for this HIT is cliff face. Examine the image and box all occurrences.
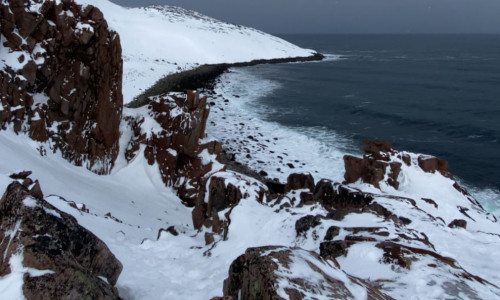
[124,91,223,206]
[0,0,122,174]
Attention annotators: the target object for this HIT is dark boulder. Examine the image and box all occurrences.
[284,173,314,193]
[295,215,322,237]
[363,139,394,161]
[320,241,351,259]
[343,155,401,189]
[324,226,341,241]
[222,246,390,300]
[0,178,122,299]
[207,176,243,213]
[448,219,467,229]
[418,155,449,175]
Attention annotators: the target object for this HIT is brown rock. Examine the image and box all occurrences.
[448,219,467,229]
[207,176,242,213]
[205,232,215,245]
[0,179,122,299]
[0,0,123,174]
[363,139,393,161]
[320,241,352,258]
[223,246,389,300]
[285,172,314,193]
[125,92,222,205]
[324,226,341,241]
[418,155,449,174]
[295,215,322,237]
[9,170,32,180]
[265,180,286,194]
[192,203,207,230]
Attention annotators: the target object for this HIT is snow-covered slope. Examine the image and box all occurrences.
[2,1,500,299]
[76,0,317,103]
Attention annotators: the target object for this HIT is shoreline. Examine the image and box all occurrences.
[127,52,324,108]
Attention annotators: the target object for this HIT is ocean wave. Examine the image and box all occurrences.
[207,68,352,182]
[207,66,500,216]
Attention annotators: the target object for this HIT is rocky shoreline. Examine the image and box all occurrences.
[127,52,324,108]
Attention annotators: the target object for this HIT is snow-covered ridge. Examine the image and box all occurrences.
[76,0,317,103]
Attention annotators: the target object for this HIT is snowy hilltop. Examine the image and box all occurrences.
[1,0,500,300]
[77,0,318,102]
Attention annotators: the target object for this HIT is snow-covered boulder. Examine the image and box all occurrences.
[0,174,122,299]
[221,246,391,299]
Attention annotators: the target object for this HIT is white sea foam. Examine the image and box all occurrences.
[207,67,355,183]
[207,66,500,217]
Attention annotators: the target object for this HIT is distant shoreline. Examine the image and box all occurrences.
[127,52,324,108]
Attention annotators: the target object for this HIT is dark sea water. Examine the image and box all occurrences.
[242,34,500,193]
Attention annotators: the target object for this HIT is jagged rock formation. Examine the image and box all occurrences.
[213,141,500,298]
[221,246,391,300]
[0,0,123,174]
[344,139,451,189]
[0,173,122,299]
[124,91,222,206]
[192,171,267,237]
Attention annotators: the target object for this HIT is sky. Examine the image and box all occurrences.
[111,0,500,34]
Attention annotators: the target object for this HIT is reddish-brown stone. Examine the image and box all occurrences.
[0,0,123,174]
[0,178,122,299]
[418,155,449,175]
[285,173,315,193]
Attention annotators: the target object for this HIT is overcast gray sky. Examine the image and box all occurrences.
[111,0,500,34]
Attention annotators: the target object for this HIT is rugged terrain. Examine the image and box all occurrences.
[1,1,500,299]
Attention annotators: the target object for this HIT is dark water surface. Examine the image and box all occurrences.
[243,34,500,190]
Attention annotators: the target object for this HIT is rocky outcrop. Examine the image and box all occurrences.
[192,172,267,235]
[343,140,401,189]
[124,91,222,206]
[222,246,391,300]
[284,172,314,193]
[344,139,454,189]
[0,175,122,299]
[0,0,123,174]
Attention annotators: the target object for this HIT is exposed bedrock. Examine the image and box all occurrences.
[124,91,223,206]
[220,246,392,300]
[0,0,123,174]
[0,173,122,299]
[344,139,458,190]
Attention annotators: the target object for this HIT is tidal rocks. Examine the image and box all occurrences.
[0,177,122,299]
[0,0,123,174]
[417,155,449,175]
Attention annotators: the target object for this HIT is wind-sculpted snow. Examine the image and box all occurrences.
[76,0,317,102]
